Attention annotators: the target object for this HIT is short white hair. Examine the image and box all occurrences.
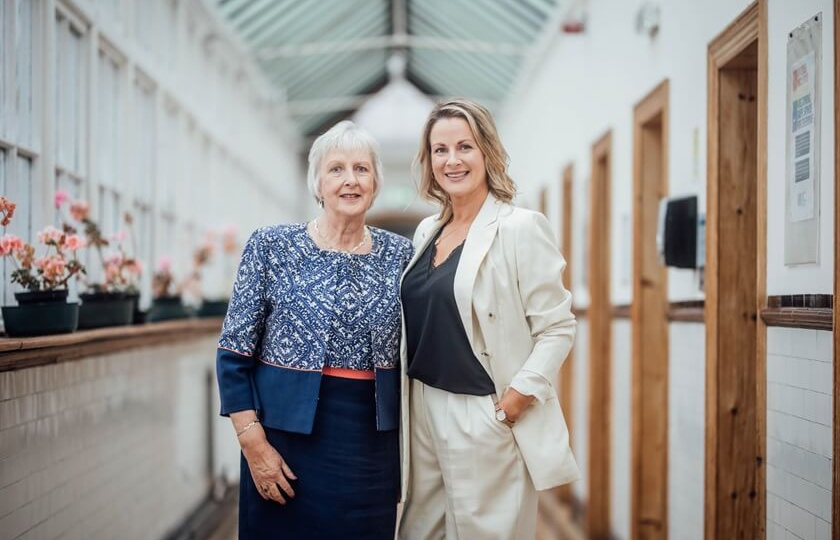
[307,121,383,205]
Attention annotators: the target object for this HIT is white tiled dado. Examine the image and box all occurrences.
[572,319,589,503]
[0,337,238,540]
[611,320,631,540]
[668,322,705,540]
[766,327,833,540]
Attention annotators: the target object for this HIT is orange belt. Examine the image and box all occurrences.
[322,366,375,380]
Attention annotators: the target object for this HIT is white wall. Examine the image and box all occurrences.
[611,320,632,539]
[766,327,833,540]
[668,323,706,540]
[571,318,589,504]
[766,0,835,294]
[500,0,755,306]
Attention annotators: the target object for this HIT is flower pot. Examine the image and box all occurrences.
[123,292,147,325]
[148,295,189,322]
[78,292,134,330]
[197,298,229,318]
[2,302,79,337]
[15,289,69,305]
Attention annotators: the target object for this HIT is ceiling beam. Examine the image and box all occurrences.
[258,34,527,60]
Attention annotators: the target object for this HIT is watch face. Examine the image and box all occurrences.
[495,409,507,422]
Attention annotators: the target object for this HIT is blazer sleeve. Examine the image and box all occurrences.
[216,229,269,416]
[513,211,576,385]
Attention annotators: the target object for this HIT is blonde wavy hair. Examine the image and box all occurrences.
[415,99,516,222]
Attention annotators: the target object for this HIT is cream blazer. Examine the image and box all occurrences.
[399,193,580,497]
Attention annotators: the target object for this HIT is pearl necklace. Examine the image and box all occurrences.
[312,219,370,254]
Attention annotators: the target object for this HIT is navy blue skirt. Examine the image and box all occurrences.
[239,375,399,539]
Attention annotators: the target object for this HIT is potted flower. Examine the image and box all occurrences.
[148,255,189,321]
[0,197,86,336]
[58,194,138,330]
[195,231,229,317]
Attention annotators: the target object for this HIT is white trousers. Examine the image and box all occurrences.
[399,379,538,540]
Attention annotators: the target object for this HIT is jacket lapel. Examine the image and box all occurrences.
[401,216,445,280]
[453,194,502,348]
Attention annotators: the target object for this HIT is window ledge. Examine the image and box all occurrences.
[0,318,223,372]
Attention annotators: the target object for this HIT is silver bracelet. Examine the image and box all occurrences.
[236,418,260,437]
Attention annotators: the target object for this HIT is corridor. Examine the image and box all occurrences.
[0,1,838,539]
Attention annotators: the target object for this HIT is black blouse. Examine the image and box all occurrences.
[400,230,495,396]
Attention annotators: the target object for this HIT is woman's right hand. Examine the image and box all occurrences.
[233,412,297,504]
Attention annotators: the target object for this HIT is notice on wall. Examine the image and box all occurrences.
[785,14,821,265]
[789,51,816,222]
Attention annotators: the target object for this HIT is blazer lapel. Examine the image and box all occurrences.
[401,216,445,280]
[453,194,502,348]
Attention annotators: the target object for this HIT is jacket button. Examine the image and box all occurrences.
[488,312,495,320]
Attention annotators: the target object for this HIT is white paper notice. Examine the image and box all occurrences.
[789,51,816,222]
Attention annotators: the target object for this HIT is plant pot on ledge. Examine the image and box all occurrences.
[2,289,79,337]
[78,291,134,329]
[123,292,147,324]
[197,298,229,318]
[148,295,189,322]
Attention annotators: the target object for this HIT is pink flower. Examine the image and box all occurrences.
[111,230,128,242]
[38,256,66,281]
[54,190,70,209]
[37,226,64,245]
[64,234,85,251]
[69,200,90,222]
[0,234,24,256]
[104,262,121,283]
[104,253,124,266]
[157,255,172,273]
[125,259,143,276]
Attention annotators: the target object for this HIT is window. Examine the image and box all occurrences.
[158,101,178,213]
[3,154,34,305]
[54,12,86,176]
[15,0,36,149]
[132,77,155,204]
[0,2,7,138]
[97,48,121,190]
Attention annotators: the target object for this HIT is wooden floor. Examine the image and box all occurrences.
[205,491,586,540]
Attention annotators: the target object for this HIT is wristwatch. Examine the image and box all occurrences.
[495,405,509,423]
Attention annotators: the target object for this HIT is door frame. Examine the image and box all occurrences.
[631,79,670,540]
[704,2,768,539]
[587,131,613,539]
[833,0,839,530]
[559,163,575,504]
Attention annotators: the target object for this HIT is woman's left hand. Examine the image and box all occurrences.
[497,388,536,424]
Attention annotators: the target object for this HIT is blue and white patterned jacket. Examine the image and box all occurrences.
[216,223,413,433]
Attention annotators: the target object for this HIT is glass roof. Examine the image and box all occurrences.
[213,0,562,135]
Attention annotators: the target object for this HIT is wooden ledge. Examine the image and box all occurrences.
[0,318,223,372]
[668,300,705,323]
[611,304,632,319]
[759,307,833,331]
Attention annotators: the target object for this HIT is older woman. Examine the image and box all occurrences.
[217,121,412,539]
[398,99,579,539]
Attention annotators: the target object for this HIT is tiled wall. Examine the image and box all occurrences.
[668,323,706,540]
[766,327,833,540]
[0,337,237,540]
[572,319,589,503]
[611,320,631,539]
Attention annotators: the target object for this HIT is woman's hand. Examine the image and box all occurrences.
[232,412,297,504]
[497,387,536,424]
